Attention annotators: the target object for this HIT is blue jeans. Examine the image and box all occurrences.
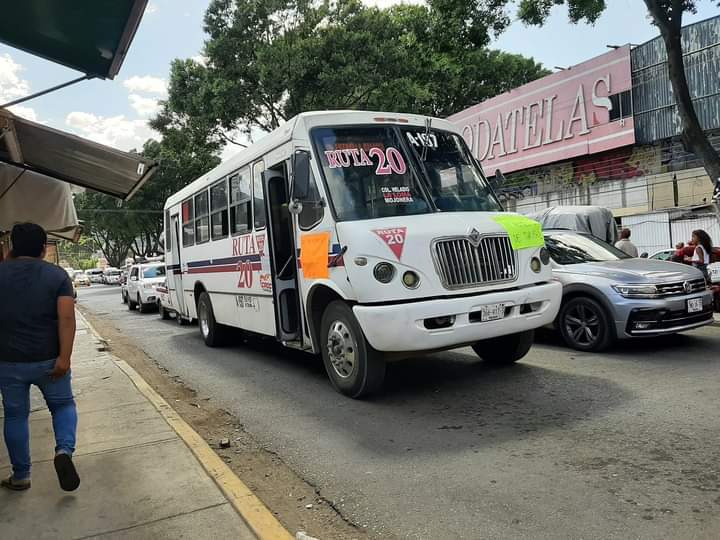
[0,359,77,480]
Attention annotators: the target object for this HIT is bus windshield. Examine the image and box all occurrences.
[312,125,500,221]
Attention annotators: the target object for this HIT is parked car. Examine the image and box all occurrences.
[73,271,91,287]
[544,230,714,351]
[126,262,166,313]
[648,249,675,261]
[156,279,176,320]
[103,268,122,285]
[86,268,104,284]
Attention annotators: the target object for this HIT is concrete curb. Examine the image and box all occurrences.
[76,310,294,540]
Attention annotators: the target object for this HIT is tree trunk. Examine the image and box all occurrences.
[644,1,720,193]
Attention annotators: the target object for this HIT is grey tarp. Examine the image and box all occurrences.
[525,206,618,244]
[0,109,157,200]
[0,164,80,241]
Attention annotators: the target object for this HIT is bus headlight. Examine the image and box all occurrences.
[402,271,420,289]
[373,262,396,283]
[530,257,542,273]
[539,247,550,265]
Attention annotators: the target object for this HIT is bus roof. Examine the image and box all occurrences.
[164,110,459,210]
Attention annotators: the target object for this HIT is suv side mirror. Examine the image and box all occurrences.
[292,150,311,202]
[130,276,138,281]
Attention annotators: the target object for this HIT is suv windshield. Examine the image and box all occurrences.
[312,125,500,221]
[143,266,166,279]
[545,232,630,265]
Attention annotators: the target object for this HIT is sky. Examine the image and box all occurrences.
[0,0,718,155]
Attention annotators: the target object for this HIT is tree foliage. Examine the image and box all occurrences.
[154,0,548,141]
[75,127,221,267]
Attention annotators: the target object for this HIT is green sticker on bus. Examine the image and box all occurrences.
[492,215,544,250]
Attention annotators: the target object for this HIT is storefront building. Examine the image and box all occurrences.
[449,15,720,254]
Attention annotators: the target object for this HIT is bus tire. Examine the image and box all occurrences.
[320,301,385,398]
[198,292,229,347]
[472,329,534,366]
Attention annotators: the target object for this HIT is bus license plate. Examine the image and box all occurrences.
[481,303,505,322]
[687,298,703,313]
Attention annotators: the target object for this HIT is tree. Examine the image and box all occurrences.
[155,0,548,141]
[75,128,221,266]
[515,0,720,190]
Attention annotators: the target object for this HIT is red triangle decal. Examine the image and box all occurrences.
[372,227,407,261]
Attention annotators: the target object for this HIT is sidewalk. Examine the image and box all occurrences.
[0,313,280,539]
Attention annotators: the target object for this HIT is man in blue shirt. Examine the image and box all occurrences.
[0,223,80,491]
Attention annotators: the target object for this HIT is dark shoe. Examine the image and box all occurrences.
[54,453,80,491]
[1,476,31,491]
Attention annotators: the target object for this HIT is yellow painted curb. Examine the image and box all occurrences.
[76,311,293,540]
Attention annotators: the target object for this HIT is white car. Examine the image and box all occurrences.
[126,263,167,313]
[103,268,122,285]
[86,268,104,283]
[709,262,720,284]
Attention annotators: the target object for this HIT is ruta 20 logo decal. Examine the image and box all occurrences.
[372,227,407,261]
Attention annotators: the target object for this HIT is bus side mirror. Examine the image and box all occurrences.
[292,150,311,202]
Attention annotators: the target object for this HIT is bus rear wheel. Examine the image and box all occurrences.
[472,329,534,366]
[320,301,385,398]
[198,292,229,347]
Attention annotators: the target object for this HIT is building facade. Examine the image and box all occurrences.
[449,16,720,253]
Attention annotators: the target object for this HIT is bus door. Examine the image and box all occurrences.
[169,214,187,317]
[262,161,301,342]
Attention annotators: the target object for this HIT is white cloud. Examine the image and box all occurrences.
[8,105,38,122]
[0,53,31,104]
[146,2,158,13]
[128,93,161,117]
[66,111,157,151]
[122,75,167,95]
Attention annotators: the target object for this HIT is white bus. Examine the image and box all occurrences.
[163,111,561,398]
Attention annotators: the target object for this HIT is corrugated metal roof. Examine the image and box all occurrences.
[631,15,720,143]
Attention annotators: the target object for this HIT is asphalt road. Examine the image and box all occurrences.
[78,285,720,539]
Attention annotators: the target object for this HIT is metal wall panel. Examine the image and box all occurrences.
[621,212,672,256]
[632,16,720,143]
[670,215,720,247]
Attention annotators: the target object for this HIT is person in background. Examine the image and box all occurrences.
[0,223,80,492]
[615,228,639,257]
[671,242,685,263]
[687,229,713,282]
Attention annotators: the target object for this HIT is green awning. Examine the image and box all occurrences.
[0,0,149,79]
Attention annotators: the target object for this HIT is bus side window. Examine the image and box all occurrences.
[230,170,252,235]
[195,190,210,244]
[298,170,324,230]
[210,179,229,240]
[253,161,266,229]
[165,210,172,252]
[181,199,194,246]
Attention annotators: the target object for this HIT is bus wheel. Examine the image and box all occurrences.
[320,301,385,398]
[198,292,229,347]
[472,329,534,366]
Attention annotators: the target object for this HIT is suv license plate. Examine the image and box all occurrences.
[480,303,505,322]
[687,298,703,313]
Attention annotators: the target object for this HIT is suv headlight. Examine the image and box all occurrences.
[612,284,659,298]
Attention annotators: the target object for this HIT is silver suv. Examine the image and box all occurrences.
[545,230,713,351]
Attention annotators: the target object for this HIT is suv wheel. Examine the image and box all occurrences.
[558,296,614,352]
[127,293,137,310]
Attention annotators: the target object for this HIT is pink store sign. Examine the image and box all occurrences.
[448,45,635,175]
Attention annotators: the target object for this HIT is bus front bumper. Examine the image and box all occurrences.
[353,281,562,353]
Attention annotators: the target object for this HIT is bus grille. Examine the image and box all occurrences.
[433,235,517,290]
